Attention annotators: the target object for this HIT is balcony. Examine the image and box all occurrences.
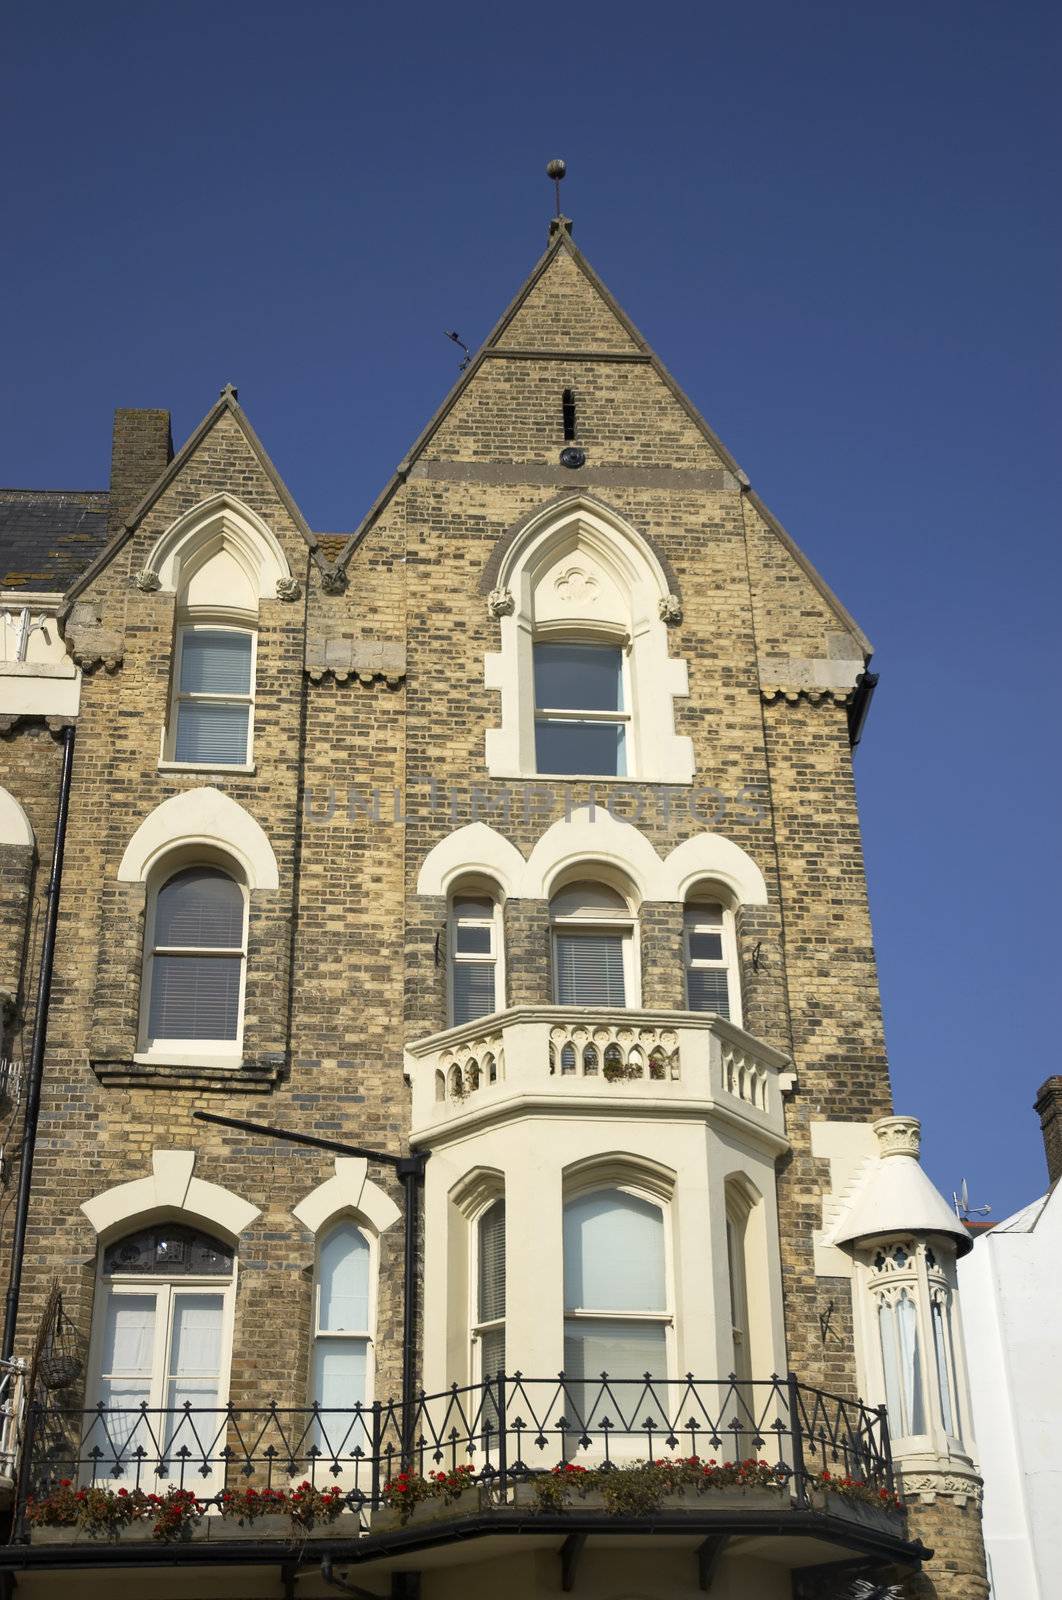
[405,1007,794,1148]
[6,1376,928,1593]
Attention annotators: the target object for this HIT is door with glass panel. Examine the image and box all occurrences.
[89,1225,234,1490]
[562,1189,670,1444]
[310,1222,373,1468]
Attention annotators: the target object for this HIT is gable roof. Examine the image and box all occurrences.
[334,225,871,655]
[61,387,323,615]
[0,488,111,594]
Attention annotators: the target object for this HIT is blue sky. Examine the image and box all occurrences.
[3,1,1058,1218]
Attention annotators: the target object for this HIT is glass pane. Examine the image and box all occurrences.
[563,1318,668,1427]
[564,1191,666,1312]
[155,868,243,949]
[533,643,623,712]
[880,1294,925,1437]
[554,933,626,1006]
[452,961,496,1025]
[688,931,723,961]
[478,1202,506,1323]
[455,925,492,955]
[174,700,250,764]
[319,1225,370,1331]
[686,903,723,926]
[148,954,242,1040]
[479,1324,505,1381]
[686,966,730,1018]
[535,719,626,777]
[311,1338,369,1457]
[101,1294,156,1376]
[932,1301,956,1436]
[453,896,492,919]
[168,1294,224,1378]
[179,631,252,695]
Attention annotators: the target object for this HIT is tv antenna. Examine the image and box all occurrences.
[444,330,471,371]
[952,1178,991,1221]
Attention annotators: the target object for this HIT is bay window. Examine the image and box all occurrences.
[563,1189,669,1422]
[861,1237,967,1451]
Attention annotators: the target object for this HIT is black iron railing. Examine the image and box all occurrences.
[14,1372,893,1537]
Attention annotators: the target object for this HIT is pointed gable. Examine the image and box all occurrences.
[498,244,642,354]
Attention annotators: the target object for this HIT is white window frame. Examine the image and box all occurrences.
[308,1216,377,1454]
[135,860,249,1069]
[683,897,742,1026]
[724,1191,753,1385]
[532,632,634,780]
[561,1183,675,1385]
[86,1246,237,1492]
[550,881,640,1009]
[447,892,504,1027]
[470,1197,506,1385]
[162,621,257,772]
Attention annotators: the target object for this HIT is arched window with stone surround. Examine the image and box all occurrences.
[484,497,693,783]
[139,857,247,1061]
[683,883,741,1024]
[448,882,504,1026]
[310,1219,375,1458]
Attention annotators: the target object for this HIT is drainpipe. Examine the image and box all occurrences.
[2,724,75,1361]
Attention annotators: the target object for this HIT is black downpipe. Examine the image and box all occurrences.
[2,725,75,1362]
[398,1154,425,1464]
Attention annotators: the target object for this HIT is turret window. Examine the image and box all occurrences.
[859,1237,967,1452]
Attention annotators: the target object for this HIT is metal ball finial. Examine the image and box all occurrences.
[546,159,566,181]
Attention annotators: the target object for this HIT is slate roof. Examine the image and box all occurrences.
[0,489,111,593]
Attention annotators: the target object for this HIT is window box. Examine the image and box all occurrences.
[371,1484,486,1532]
[809,1486,904,1534]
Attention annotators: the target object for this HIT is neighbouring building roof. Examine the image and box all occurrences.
[0,488,111,592]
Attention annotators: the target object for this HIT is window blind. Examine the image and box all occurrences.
[478,1203,506,1324]
[155,869,244,949]
[563,1191,666,1312]
[319,1225,370,1332]
[452,961,496,1024]
[179,632,252,696]
[148,955,241,1040]
[533,643,623,712]
[555,933,626,1006]
[174,701,251,765]
[686,966,730,1018]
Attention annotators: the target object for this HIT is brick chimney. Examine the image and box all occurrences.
[1034,1076,1062,1187]
[108,408,172,534]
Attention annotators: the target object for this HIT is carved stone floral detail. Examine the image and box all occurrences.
[486,587,515,619]
[134,569,160,593]
[898,1468,983,1508]
[874,1115,921,1160]
[658,593,683,625]
[275,577,301,602]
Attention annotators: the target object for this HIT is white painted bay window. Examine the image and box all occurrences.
[563,1189,669,1422]
[861,1238,966,1452]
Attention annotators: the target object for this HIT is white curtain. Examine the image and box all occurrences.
[879,1291,925,1436]
[165,1292,224,1453]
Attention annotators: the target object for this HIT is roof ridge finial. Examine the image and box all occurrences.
[546,158,572,240]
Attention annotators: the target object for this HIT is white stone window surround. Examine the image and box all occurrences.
[142,494,292,777]
[117,789,279,1072]
[135,849,249,1070]
[0,784,34,849]
[484,499,694,784]
[415,812,768,909]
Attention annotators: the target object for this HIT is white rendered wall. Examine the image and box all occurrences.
[958,1187,1062,1598]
